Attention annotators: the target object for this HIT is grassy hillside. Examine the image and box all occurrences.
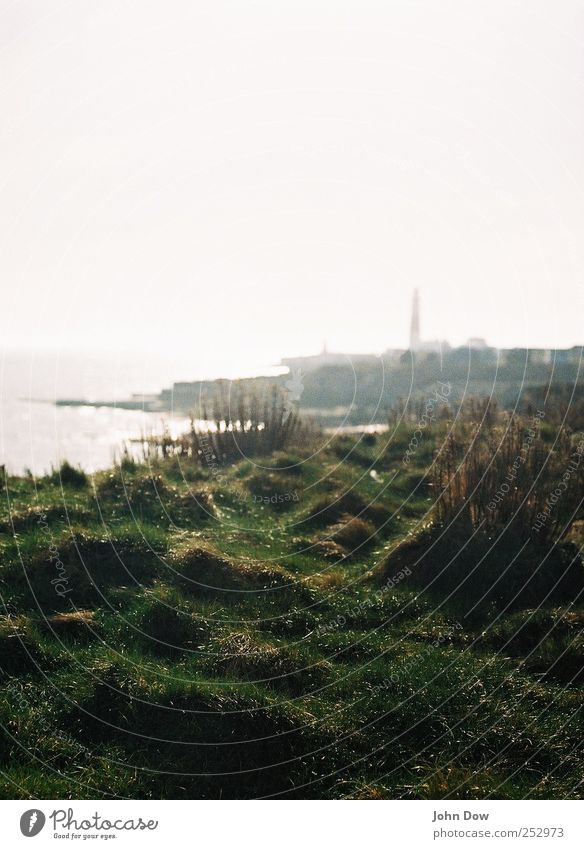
[1,415,583,799]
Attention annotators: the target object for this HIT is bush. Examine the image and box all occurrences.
[53,461,88,488]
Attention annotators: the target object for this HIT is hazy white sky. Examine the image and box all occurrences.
[1,0,583,375]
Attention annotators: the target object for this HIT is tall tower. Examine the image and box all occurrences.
[409,288,421,351]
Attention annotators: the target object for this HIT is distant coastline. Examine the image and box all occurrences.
[53,344,583,426]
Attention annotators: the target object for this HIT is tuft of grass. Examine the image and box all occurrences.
[202,629,332,694]
[167,538,311,600]
[2,531,164,613]
[329,514,377,554]
[305,489,387,528]
[37,610,98,642]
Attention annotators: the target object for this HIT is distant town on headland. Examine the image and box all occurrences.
[57,290,583,426]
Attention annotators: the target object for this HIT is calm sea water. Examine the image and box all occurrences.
[0,351,201,475]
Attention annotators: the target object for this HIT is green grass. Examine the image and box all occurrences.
[0,431,583,799]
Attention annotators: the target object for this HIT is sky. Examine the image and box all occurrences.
[1,0,583,377]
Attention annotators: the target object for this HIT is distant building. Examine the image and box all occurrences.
[551,347,582,365]
[279,292,581,377]
[495,347,580,367]
[528,349,552,365]
[383,348,405,362]
[467,337,489,350]
[408,289,450,354]
[281,342,378,374]
[409,288,421,350]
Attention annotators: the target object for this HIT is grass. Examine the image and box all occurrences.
[0,406,583,800]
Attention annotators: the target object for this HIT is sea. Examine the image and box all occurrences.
[0,350,281,476]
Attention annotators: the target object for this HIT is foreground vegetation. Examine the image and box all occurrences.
[1,395,583,799]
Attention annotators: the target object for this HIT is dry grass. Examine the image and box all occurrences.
[432,412,583,543]
[39,610,97,639]
[142,385,320,466]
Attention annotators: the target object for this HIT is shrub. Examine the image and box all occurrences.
[53,461,88,488]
